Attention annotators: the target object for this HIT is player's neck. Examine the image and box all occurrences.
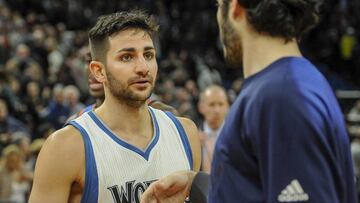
[95,96,151,135]
[242,35,302,78]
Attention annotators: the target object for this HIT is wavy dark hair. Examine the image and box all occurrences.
[222,0,323,41]
[88,10,159,62]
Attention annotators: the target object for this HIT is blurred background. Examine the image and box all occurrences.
[0,0,359,202]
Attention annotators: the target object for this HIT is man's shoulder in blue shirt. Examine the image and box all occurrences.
[210,57,357,203]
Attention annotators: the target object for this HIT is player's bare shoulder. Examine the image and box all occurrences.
[46,125,84,153]
[37,125,85,175]
[29,125,85,203]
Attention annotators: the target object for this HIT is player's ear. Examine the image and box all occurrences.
[89,61,106,83]
[229,0,246,22]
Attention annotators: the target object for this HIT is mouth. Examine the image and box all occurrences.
[133,78,151,83]
[129,78,152,90]
[130,78,152,85]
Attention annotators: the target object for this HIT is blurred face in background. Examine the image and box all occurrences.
[19,137,31,157]
[52,86,64,104]
[199,86,229,130]
[5,151,22,171]
[63,86,80,106]
[27,81,40,98]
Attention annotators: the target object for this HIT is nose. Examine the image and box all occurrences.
[135,56,150,76]
[213,104,222,114]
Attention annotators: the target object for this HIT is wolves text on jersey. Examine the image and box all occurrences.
[107,180,157,203]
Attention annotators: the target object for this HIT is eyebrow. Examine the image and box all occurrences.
[144,46,155,51]
[117,46,155,53]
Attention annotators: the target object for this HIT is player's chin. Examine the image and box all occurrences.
[131,90,152,101]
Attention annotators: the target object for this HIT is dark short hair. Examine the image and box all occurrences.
[88,10,159,62]
[222,0,323,41]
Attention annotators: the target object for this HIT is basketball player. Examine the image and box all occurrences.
[29,10,201,203]
[197,85,229,173]
[141,0,358,202]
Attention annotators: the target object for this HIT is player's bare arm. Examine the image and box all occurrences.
[29,126,85,203]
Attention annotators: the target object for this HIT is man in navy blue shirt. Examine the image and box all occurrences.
[141,0,358,202]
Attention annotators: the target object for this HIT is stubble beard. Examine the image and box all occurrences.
[106,71,153,108]
[221,18,243,68]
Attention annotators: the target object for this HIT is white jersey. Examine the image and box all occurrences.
[68,107,192,203]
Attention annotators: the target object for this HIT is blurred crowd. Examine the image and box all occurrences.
[0,0,359,202]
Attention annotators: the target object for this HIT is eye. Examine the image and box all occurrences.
[144,52,155,61]
[120,54,133,62]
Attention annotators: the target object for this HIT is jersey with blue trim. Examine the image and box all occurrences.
[68,107,192,203]
[209,57,357,203]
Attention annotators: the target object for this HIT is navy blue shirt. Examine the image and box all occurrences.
[209,57,357,203]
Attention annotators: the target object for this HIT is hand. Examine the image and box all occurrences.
[141,170,196,203]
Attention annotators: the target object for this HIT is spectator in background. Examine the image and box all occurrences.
[197,85,229,173]
[22,81,44,137]
[46,37,64,83]
[0,98,29,145]
[63,85,85,116]
[29,26,49,73]
[0,144,33,203]
[66,46,89,94]
[5,44,38,75]
[0,70,23,114]
[25,138,45,171]
[173,87,198,120]
[40,84,70,129]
